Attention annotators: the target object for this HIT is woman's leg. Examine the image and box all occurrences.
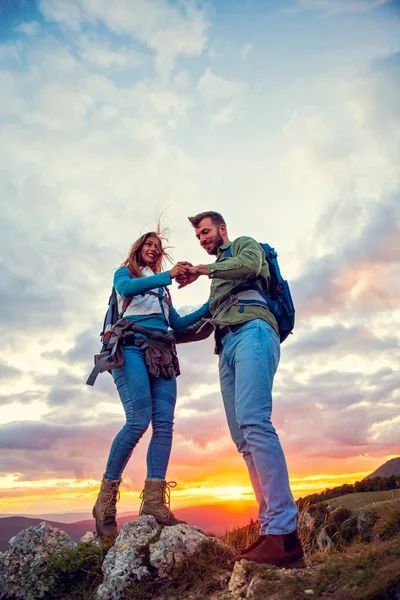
[146,373,177,479]
[140,373,185,525]
[93,346,152,537]
[105,346,153,480]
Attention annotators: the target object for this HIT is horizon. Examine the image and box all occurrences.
[0,0,399,517]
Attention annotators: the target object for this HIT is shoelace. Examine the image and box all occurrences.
[163,480,177,512]
[101,486,120,518]
[139,480,178,516]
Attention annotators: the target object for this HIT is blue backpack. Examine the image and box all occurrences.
[224,242,295,342]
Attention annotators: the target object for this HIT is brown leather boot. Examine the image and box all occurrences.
[92,476,121,538]
[139,479,186,526]
[234,529,306,568]
[238,535,267,556]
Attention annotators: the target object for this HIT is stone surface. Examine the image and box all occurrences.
[316,529,333,552]
[228,561,250,599]
[96,515,161,600]
[149,522,229,578]
[79,531,100,545]
[0,521,76,600]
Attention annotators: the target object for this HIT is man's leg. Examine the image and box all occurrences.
[219,336,269,532]
[224,320,298,535]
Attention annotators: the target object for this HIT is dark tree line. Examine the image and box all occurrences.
[296,475,400,510]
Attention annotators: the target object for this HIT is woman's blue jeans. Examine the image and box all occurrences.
[218,319,298,535]
[104,345,177,481]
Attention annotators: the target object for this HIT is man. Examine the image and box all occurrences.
[180,211,305,568]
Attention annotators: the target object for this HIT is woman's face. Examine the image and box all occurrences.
[140,236,162,267]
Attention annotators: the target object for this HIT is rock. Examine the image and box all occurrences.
[246,574,266,598]
[149,522,229,578]
[79,531,100,545]
[228,561,251,599]
[357,510,374,540]
[0,521,76,600]
[317,529,332,552]
[96,515,161,600]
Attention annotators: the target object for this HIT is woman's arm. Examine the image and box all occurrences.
[169,300,211,331]
[114,267,172,297]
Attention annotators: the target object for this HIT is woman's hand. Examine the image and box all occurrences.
[169,262,192,280]
[177,265,202,288]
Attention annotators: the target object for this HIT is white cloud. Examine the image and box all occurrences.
[295,0,389,13]
[39,0,210,76]
[15,21,41,36]
[197,68,245,104]
[239,43,253,61]
[78,37,144,70]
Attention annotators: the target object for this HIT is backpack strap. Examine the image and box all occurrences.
[121,268,172,315]
[86,336,120,386]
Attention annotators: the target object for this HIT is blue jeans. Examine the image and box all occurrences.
[218,319,298,535]
[105,346,177,481]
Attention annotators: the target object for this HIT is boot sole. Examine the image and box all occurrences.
[237,556,307,568]
[285,558,307,569]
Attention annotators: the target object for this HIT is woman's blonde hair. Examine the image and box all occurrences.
[120,231,171,277]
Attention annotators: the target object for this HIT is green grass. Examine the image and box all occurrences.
[324,490,400,510]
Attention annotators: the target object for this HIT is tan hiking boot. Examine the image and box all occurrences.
[139,479,186,526]
[234,529,306,568]
[92,476,121,538]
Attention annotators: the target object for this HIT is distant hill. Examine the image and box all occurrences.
[0,502,257,552]
[363,457,400,480]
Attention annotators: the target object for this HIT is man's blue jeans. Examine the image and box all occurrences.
[218,319,298,535]
[105,346,177,481]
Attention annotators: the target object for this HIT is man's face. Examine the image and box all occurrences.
[194,217,224,255]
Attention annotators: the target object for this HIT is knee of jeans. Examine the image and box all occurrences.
[124,409,152,436]
[151,418,174,436]
[238,414,275,434]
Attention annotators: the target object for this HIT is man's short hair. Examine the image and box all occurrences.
[188,211,226,228]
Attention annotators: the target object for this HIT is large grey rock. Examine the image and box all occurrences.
[149,522,228,577]
[96,515,161,600]
[0,521,76,600]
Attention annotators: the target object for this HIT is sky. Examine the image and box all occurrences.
[0,0,399,517]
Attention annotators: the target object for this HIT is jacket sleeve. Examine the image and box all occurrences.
[169,300,211,331]
[207,237,263,280]
[114,267,172,297]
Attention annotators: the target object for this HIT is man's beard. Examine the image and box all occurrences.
[208,233,224,255]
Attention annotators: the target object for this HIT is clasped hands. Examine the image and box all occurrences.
[168,262,206,289]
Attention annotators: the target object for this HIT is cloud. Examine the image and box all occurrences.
[294,0,389,13]
[15,20,41,35]
[239,43,253,61]
[197,68,245,104]
[39,0,210,76]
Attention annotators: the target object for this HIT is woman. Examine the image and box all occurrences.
[92,231,210,538]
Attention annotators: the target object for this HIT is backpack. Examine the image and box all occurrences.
[224,242,295,342]
[86,270,172,386]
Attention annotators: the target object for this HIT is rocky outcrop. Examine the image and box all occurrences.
[96,516,160,600]
[0,521,76,600]
[0,516,233,600]
[149,522,214,577]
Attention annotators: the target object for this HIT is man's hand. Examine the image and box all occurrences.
[177,264,208,288]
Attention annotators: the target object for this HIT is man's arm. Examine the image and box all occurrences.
[178,237,262,287]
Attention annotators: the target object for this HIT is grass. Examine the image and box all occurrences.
[123,538,234,600]
[41,538,114,600]
[36,500,400,600]
[324,490,400,510]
